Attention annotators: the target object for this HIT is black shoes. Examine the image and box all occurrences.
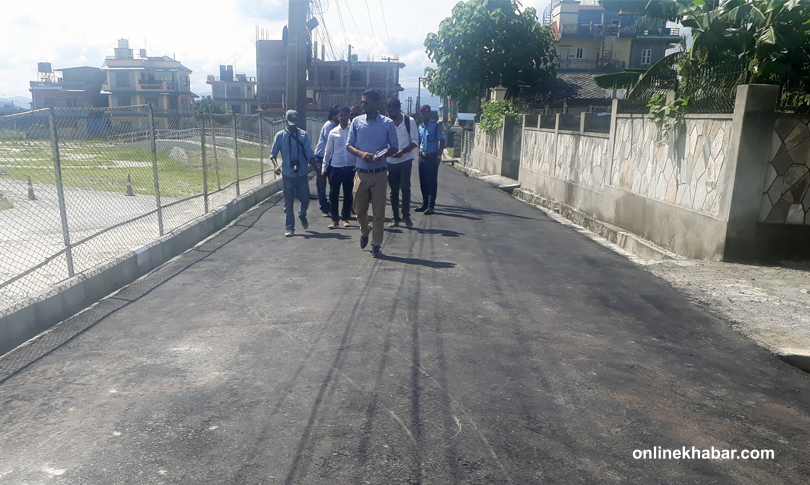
[403,215,413,227]
[424,207,435,215]
[360,234,369,249]
[371,246,383,258]
[415,206,427,212]
[300,216,309,229]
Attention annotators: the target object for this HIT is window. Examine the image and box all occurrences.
[351,70,361,82]
[330,70,336,81]
[44,96,55,107]
[145,97,160,109]
[228,86,242,98]
[118,96,131,107]
[66,96,78,108]
[576,48,584,59]
[115,72,130,87]
[641,49,652,65]
[231,104,242,114]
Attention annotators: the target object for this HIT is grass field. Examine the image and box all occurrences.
[0,200,13,211]
[0,140,270,198]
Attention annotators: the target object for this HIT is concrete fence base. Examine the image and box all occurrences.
[0,178,284,357]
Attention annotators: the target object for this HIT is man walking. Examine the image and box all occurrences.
[322,106,354,229]
[385,97,418,228]
[270,110,321,237]
[346,89,398,257]
[416,105,445,215]
[314,105,339,217]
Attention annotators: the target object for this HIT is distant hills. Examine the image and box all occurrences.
[0,97,31,109]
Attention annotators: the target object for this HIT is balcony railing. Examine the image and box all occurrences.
[138,80,176,91]
[560,23,681,39]
[558,59,626,70]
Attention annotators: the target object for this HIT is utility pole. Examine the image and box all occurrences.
[345,45,352,106]
[416,76,426,114]
[407,97,413,116]
[287,0,307,121]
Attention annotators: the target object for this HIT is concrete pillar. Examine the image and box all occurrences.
[722,84,779,261]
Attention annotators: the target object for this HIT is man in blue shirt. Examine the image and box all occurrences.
[346,89,399,257]
[314,105,339,217]
[416,105,445,215]
[270,110,321,237]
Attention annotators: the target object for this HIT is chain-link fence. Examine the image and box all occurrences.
[0,106,311,314]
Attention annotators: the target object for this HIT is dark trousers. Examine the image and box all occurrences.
[418,154,440,208]
[387,159,412,221]
[328,166,354,222]
[315,157,329,213]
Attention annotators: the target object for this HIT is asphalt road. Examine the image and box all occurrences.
[2,165,810,484]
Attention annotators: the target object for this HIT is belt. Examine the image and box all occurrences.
[331,165,355,170]
[356,167,387,173]
[420,151,437,158]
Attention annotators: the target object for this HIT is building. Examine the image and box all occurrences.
[100,39,197,112]
[543,0,679,106]
[256,39,405,111]
[29,64,107,110]
[206,65,257,114]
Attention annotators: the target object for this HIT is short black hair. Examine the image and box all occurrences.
[386,97,401,109]
[338,105,350,114]
[327,104,340,119]
[362,89,382,102]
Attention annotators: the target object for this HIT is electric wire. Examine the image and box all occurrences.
[363,0,378,50]
[378,0,393,54]
[337,0,375,56]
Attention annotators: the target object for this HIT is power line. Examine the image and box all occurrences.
[363,0,378,49]
[378,0,393,53]
[336,0,374,56]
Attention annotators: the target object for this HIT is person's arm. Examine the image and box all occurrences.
[436,122,446,155]
[381,121,399,158]
[395,118,419,157]
[323,132,335,173]
[270,133,282,173]
[346,122,375,162]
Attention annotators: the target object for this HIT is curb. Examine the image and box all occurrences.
[0,178,284,357]
[450,162,675,261]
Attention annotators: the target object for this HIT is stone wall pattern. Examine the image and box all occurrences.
[610,116,732,218]
[759,115,810,225]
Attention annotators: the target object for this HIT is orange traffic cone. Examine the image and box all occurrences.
[27,176,37,200]
[125,174,135,196]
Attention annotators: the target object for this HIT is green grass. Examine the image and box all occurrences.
[0,130,27,141]
[0,200,13,211]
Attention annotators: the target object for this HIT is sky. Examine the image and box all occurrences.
[0,0,551,105]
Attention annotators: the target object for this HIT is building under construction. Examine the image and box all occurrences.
[256,38,405,112]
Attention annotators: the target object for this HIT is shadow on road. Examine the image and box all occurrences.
[377,254,456,268]
[434,204,539,221]
[299,231,352,240]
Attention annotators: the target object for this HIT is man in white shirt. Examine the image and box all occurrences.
[322,106,355,229]
[385,97,419,228]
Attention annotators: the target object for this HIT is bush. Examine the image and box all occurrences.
[0,130,26,141]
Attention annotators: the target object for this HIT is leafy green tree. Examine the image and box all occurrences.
[197,96,226,114]
[423,0,557,108]
[596,0,810,100]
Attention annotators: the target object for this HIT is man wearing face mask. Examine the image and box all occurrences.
[269,110,322,237]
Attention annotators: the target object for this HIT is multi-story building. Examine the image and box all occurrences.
[100,39,197,112]
[543,0,680,105]
[206,65,257,114]
[256,39,405,111]
[29,64,107,110]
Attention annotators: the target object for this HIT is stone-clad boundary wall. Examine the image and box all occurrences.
[467,84,810,262]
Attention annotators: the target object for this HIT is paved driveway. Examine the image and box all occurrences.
[1,166,809,484]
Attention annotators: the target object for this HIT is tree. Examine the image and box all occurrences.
[423,0,557,108]
[197,96,226,114]
[596,0,810,101]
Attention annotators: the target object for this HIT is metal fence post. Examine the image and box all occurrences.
[210,116,221,190]
[200,118,209,213]
[148,105,164,236]
[48,107,75,278]
[259,113,264,185]
[233,112,240,196]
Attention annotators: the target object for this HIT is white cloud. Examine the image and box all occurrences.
[0,0,464,99]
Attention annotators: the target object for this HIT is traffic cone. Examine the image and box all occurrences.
[125,174,135,196]
[27,176,37,200]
